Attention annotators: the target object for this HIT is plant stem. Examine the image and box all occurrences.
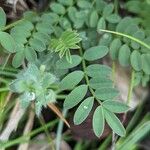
[0,70,16,77]
[0,78,9,84]
[127,70,135,105]
[0,119,58,149]
[98,29,150,50]
[111,61,117,149]
[2,54,11,71]
[56,109,68,150]
[112,61,116,84]
[0,66,18,72]
[38,116,55,150]
[98,135,111,150]
[1,19,25,31]
[111,132,116,150]
[114,0,118,14]
[56,94,67,99]
[0,87,9,92]
[79,48,101,104]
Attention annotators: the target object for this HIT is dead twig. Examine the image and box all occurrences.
[17,107,35,150]
[0,100,25,141]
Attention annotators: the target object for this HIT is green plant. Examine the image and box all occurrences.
[9,63,57,115]
[0,0,150,148]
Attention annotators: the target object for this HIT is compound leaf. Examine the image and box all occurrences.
[141,54,150,75]
[130,50,142,71]
[106,14,121,24]
[103,108,126,137]
[109,38,122,60]
[86,64,112,78]
[93,106,105,137]
[56,55,82,69]
[74,97,94,125]
[0,32,16,53]
[25,46,37,62]
[0,7,6,29]
[64,84,88,109]
[97,17,106,30]
[102,100,130,113]
[12,50,25,68]
[50,3,66,15]
[95,87,119,101]
[89,10,99,28]
[89,77,113,89]
[59,70,84,90]
[58,0,73,6]
[103,3,114,17]
[118,44,131,67]
[83,46,109,61]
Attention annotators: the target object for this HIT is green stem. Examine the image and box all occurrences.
[79,48,101,104]
[114,0,118,14]
[0,78,9,84]
[98,134,111,150]
[0,119,58,149]
[38,116,55,150]
[112,61,116,84]
[0,70,16,77]
[2,54,11,70]
[92,0,96,6]
[98,29,150,50]
[1,19,25,31]
[56,95,67,99]
[56,109,68,150]
[127,70,135,105]
[0,66,18,72]
[0,87,9,92]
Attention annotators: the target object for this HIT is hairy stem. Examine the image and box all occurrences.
[2,54,11,71]
[114,0,118,14]
[56,109,68,150]
[1,19,25,31]
[127,70,135,105]
[0,87,9,92]
[0,119,58,149]
[98,29,150,50]
[79,48,101,104]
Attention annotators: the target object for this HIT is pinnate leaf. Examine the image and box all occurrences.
[93,106,104,137]
[89,77,113,89]
[77,0,91,9]
[103,108,126,137]
[58,0,73,6]
[50,3,65,15]
[89,10,99,28]
[109,38,122,60]
[141,54,150,75]
[59,70,84,90]
[64,85,88,109]
[86,64,112,78]
[56,55,82,69]
[0,7,6,29]
[102,100,130,113]
[12,50,25,68]
[130,50,142,71]
[103,3,114,17]
[0,32,16,53]
[83,46,109,61]
[25,46,37,62]
[97,17,106,30]
[95,87,119,100]
[118,44,131,67]
[74,97,94,125]
[106,14,121,24]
